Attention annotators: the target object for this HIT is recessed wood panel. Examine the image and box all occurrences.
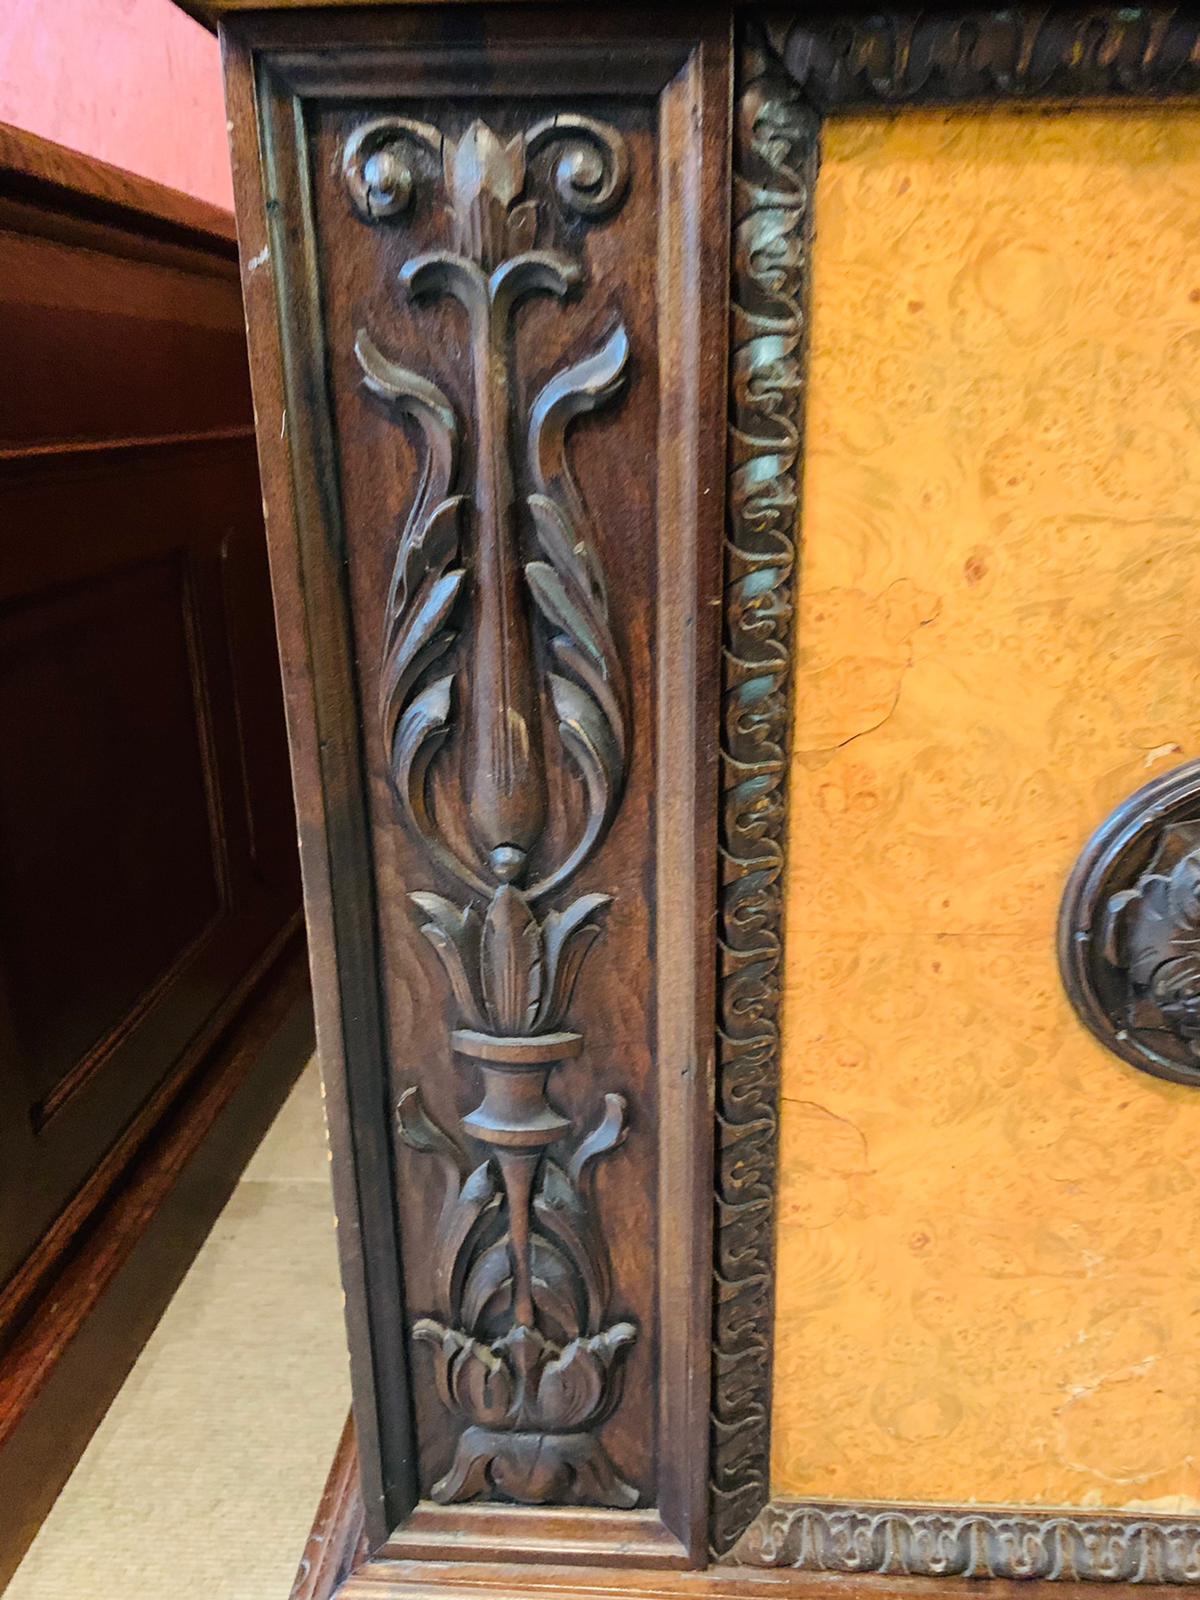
[0,123,307,1583]
[225,8,728,1558]
[0,555,222,1114]
[774,108,1200,1511]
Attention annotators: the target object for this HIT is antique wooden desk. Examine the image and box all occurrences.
[178,3,1200,1595]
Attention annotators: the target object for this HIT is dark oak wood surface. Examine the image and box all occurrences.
[223,3,728,1569]
[0,120,301,1307]
[0,122,312,1581]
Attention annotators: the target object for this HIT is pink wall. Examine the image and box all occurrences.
[0,0,233,210]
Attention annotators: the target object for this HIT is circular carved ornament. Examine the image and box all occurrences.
[1059,758,1200,1087]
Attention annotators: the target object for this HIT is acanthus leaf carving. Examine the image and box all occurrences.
[347,110,637,1509]
[711,31,816,1558]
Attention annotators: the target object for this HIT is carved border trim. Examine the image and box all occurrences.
[713,0,1200,1573]
[711,33,817,1560]
[768,5,1200,111]
[728,1501,1200,1585]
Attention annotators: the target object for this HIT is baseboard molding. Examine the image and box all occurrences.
[0,930,313,1587]
[292,1411,368,1600]
[292,1422,1171,1600]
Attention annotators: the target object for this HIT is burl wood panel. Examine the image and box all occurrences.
[774,108,1200,1511]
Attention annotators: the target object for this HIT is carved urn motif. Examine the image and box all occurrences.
[344,112,638,1505]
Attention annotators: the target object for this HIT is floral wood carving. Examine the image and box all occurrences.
[1102,828,1200,1053]
[711,35,816,1558]
[1060,760,1200,1089]
[343,113,637,1507]
[768,6,1200,109]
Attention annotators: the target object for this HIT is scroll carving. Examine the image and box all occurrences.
[1060,759,1200,1089]
[345,114,637,1507]
[711,37,817,1558]
[768,6,1200,109]
[729,1501,1200,1584]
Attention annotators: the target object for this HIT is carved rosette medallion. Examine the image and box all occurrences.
[713,4,1200,1579]
[342,114,637,1506]
[1060,759,1200,1088]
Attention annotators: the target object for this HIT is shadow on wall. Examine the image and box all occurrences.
[0,0,231,207]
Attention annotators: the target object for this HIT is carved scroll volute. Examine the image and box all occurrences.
[343,113,638,1508]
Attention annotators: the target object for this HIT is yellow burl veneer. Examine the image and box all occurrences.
[773,109,1200,1511]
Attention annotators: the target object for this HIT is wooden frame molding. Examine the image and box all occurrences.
[713,2,1200,1583]
[222,2,729,1575]
[729,1500,1200,1585]
[767,5,1200,109]
[710,31,815,1563]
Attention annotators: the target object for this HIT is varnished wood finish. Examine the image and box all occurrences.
[222,3,728,1567]
[199,0,1200,1595]
[768,7,1200,108]
[0,122,309,1576]
[713,8,1200,1581]
[356,104,642,1514]
[0,118,301,1304]
[711,31,815,1560]
[295,1429,1200,1600]
[0,122,234,251]
[326,1556,1190,1600]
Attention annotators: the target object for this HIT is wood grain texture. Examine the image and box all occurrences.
[349,103,642,1514]
[205,1,1200,1587]
[290,1414,1200,1598]
[325,1549,1181,1600]
[771,105,1200,1514]
[0,122,302,1309]
[0,121,234,248]
[221,6,728,1564]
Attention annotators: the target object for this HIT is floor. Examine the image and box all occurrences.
[8,1060,350,1600]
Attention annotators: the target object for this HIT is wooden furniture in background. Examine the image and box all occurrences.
[176,2,1200,1597]
[0,122,312,1582]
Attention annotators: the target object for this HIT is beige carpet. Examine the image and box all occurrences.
[8,1060,351,1600]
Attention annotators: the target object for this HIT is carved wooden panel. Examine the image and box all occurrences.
[198,0,1200,1592]
[222,8,729,1566]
